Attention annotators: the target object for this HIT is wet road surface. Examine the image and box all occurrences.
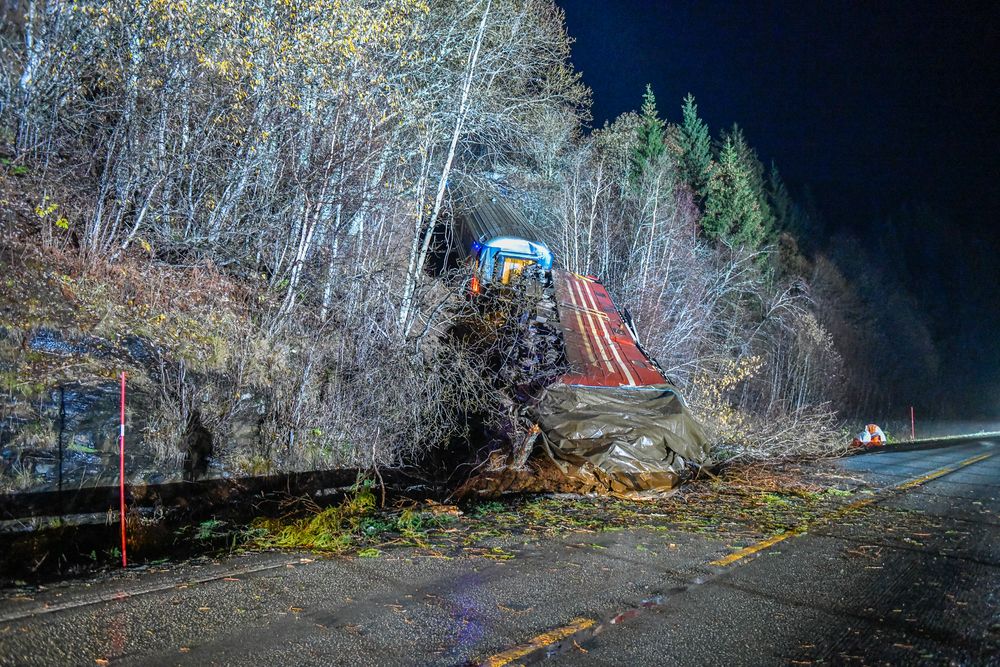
[0,439,996,666]
[555,439,999,666]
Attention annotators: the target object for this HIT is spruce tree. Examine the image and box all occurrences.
[702,135,738,241]
[702,134,767,248]
[675,93,713,199]
[726,125,774,243]
[629,84,665,188]
[768,162,793,232]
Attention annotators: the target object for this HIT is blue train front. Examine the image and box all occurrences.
[469,236,554,294]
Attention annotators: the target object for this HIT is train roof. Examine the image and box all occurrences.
[452,183,537,252]
[553,270,667,388]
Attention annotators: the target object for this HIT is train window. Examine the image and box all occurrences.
[493,255,505,282]
[504,258,532,284]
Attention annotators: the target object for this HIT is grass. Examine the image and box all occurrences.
[252,482,461,553]
[0,462,38,494]
[247,463,867,561]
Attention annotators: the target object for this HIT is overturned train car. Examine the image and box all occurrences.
[453,187,709,494]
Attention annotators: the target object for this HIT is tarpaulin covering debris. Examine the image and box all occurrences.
[460,384,710,497]
[534,384,709,480]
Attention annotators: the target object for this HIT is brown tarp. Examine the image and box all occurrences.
[532,383,710,491]
[460,383,710,497]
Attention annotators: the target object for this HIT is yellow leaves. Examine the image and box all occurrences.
[714,355,763,391]
[691,355,764,444]
[34,197,59,220]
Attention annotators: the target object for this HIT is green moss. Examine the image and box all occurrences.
[254,481,464,554]
[0,368,48,399]
[759,492,791,506]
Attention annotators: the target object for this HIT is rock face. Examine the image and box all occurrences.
[181,410,213,481]
[1,347,160,492]
[0,326,264,494]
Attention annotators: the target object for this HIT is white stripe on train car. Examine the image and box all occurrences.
[570,277,629,384]
[569,278,616,376]
[574,278,638,387]
[564,275,598,366]
[572,280,612,373]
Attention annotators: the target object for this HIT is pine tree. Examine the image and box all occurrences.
[726,125,774,243]
[702,134,767,248]
[674,93,713,199]
[629,84,665,188]
[702,135,738,241]
[768,162,793,232]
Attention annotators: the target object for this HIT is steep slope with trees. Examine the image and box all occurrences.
[0,0,940,491]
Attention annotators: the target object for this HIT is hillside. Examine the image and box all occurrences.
[0,0,939,493]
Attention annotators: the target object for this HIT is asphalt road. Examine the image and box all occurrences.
[0,439,996,666]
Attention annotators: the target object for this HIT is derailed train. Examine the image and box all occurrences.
[454,187,710,493]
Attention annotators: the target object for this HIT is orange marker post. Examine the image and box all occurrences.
[119,371,127,568]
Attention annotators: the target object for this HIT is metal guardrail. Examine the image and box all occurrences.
[0,468,424,523]
[854,431,1000,455]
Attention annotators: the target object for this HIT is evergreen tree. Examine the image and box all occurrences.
[702,134,767,248]
[725,124,774,242]
[629,84,665,188]
[768,162,793,232]
[673,93,713,199]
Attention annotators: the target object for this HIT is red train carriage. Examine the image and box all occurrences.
[456,186,709,492]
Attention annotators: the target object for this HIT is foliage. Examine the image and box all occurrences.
[629,84,665,189]
[254,481,459,552]
[1,0,587,475]
[702,129,771,248]
[250,464,869,566]
[672,93,713,199]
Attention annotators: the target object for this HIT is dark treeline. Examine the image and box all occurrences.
[811,204,1000,420]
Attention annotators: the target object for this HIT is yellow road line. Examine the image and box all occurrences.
[710,530,801,566]
[710,452,993,568]
[897,453,992,489]
[481,617,596,667]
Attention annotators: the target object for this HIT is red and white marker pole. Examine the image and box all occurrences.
[910,405,916,440]
[119,371,127,568]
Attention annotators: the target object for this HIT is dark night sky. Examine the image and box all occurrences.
[557,0,1000,416]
